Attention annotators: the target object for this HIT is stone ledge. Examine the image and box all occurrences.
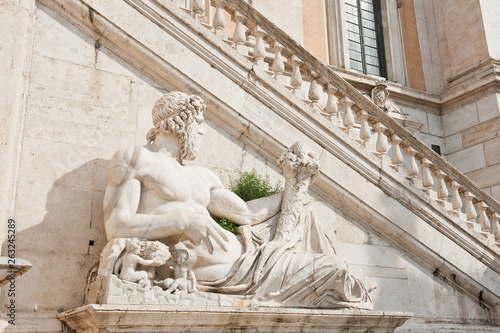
[58,304,413,332]
[0,257,32,287]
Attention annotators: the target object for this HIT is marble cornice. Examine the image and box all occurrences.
[58,304,414,332]
[440,57,500,113]
[329,66,442,114]
[330,57,500,116]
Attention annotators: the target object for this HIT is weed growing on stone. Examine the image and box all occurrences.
[214,169,282,234]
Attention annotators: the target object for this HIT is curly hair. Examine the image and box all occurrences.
[146,92,205,161]
[126,239,142,253]
[146,91,205,144]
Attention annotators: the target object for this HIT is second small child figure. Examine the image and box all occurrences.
[159,249,197,294]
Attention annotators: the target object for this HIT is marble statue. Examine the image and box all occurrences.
[112,239,170,288]
[117,239,154,288]
[156,249,198,294]
[98,91,373,309]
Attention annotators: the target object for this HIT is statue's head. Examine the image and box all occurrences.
[173,249,189,263]
[371,80,389,108]
[147,91,205,161]
[126,239,142,255]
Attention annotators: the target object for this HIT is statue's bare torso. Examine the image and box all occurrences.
[104,144,278,281]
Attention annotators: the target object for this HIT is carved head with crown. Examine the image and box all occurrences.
[371,80,389,109]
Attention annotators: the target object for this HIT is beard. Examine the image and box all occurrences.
[178,124,197,161]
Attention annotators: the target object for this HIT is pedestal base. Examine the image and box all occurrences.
[58,304,413,332]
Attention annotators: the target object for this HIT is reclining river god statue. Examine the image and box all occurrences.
[92,91,374,309]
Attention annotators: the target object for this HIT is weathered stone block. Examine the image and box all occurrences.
[462,117,500,148]
[427,113,444,136]
[444,132,463,154]
[477,93,500,123]
[446,144,486,173]
[484,136,500,166]
[442,103,478,136]
[466,163,500,188]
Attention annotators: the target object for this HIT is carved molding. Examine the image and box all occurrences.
[441,57,500,113]
[58,304,413,332]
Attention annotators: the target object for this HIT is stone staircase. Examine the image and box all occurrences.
[191,0,500,231]
[40,0,500,327]
[160,0,500,240]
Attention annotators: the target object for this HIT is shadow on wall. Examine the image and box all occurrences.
[1,159,110,311]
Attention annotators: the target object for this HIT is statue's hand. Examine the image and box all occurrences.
[151,258,163,266]
[184,213,229,254]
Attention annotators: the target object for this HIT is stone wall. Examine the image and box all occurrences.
[414,0,489,94]
[253,0,304,45]
[443,93,500,200]
[301,0,328,63]
[1,0,165,316]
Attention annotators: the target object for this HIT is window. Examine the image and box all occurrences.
[431,145,442,156]
[345,0,386,77]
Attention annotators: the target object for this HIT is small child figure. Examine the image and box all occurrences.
[160,249,197,294]
[119,239,161,288]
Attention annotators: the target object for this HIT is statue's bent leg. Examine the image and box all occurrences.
[257,253,373,309]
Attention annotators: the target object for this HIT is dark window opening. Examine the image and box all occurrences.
[431,145,441,156]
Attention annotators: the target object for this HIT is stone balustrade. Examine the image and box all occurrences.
[167,0,500,246]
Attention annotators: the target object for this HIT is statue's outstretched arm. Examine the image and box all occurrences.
[207,187,283,226]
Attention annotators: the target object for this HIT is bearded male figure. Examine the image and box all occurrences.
[102,91,373,309]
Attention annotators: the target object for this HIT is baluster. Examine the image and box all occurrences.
[212,0,228,39]
[289,55,304,98]
[250,26,267,70]
[389,135,403,172]
[192,0,205,22]
[232,11,247,54]
[489,213,500,243]
[308,72,322,112]
[372,122,388,159]
[461,191,477,230]
[475,201,491,235]
[271,41,286,83]
[447,180,463,214]
[324,84,339,124]
[432,168,448,206]
[357,110,372,148]
[342,98,355,135]
[419,158,434,194]
[403,146,419,183]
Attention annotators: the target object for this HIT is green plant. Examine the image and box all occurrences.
[214,169,282,234]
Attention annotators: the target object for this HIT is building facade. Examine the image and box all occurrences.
[1,0,500,331]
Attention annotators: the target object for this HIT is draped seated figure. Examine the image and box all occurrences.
[94,91,373,309]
